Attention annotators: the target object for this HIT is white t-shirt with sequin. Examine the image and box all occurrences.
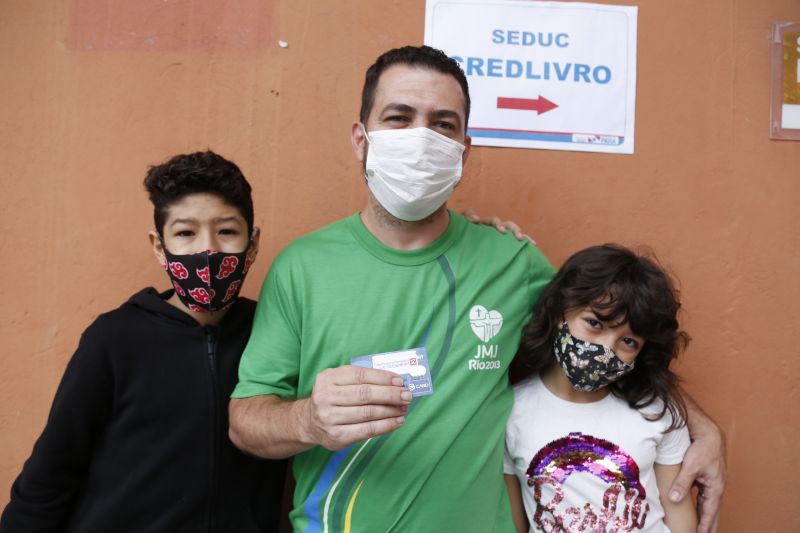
[504,375,690,532]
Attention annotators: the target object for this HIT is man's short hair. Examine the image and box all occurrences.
[359,45,471,129]
[143,150,254,236]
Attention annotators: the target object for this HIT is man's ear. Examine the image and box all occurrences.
[149,231,167,270]
[462,135,472,166]
[351,122,368,162]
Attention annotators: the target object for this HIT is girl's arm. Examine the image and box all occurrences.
[656,462,698,533]
[504,474,529,533]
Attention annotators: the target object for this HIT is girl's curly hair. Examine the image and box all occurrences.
[512,244,689,430]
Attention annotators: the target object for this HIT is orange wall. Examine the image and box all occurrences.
[1,1,798,529]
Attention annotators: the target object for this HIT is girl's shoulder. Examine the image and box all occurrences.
[633,397,687,430]
[511,373,545,400]
[607,396,691,458]
[639,399,691,463]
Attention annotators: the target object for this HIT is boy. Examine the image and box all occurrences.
[1,151,286,532]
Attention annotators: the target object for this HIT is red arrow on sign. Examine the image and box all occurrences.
[497,96,558,115]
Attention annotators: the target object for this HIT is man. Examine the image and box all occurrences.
[229,46,725,532]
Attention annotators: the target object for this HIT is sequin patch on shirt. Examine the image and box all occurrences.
[524,432,650,531]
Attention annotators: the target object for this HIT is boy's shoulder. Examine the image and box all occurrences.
[87,288,256,334]
[87,288,172,328]
[54,289,170,375]
[80,288,205,344]
[77,288,255,367]
[83,288,156,330]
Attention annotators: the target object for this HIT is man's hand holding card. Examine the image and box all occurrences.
[298,364,412,451]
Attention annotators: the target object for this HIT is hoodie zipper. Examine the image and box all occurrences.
[204,326,219,532]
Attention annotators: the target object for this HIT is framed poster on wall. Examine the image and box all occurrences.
[771,21,800,140]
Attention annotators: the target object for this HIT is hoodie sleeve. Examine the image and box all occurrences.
[0,325,113,532]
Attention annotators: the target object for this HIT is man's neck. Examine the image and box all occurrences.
[360,196,450,250]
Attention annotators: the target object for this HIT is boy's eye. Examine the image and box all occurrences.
[435,121,456,131]
[219,229,239,236]
[175,230,194,237]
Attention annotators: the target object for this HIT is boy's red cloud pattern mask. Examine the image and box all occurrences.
[223,280,242,303]
[216,256,239,279]
[189,287,214,305]
[168,262,189,280]
[196,266,210,284]
[172,280,186,297]
[161,244,253,313]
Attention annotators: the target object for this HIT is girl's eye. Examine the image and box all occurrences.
[585,318,602,329]
[175,230,194,237]
[219,229,239,236]
[622,337,640,349]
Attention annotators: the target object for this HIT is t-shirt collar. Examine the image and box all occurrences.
[346,210,466,266]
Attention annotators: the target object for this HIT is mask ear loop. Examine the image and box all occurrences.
[360,123,371,142]
[243,228,256,254]
[360,124,373,181]
[156,232,170,270]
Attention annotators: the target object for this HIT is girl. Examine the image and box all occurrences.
[504,244,697,532]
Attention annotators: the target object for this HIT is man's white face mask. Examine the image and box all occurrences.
[363,126,465,222]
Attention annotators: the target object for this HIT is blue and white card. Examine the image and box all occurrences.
[351,347,433,397]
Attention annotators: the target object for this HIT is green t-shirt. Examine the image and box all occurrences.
[234,211,555,532]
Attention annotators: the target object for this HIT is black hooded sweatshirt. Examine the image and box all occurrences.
[1,288,286,532]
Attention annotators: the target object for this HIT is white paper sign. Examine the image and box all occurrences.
[425,0,638,154]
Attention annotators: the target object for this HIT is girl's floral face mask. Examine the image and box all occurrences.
[553,321,635,392]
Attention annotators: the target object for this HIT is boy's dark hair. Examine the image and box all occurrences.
[513,244,689,430]
[143,151,254,236]
[359,45,471,128]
